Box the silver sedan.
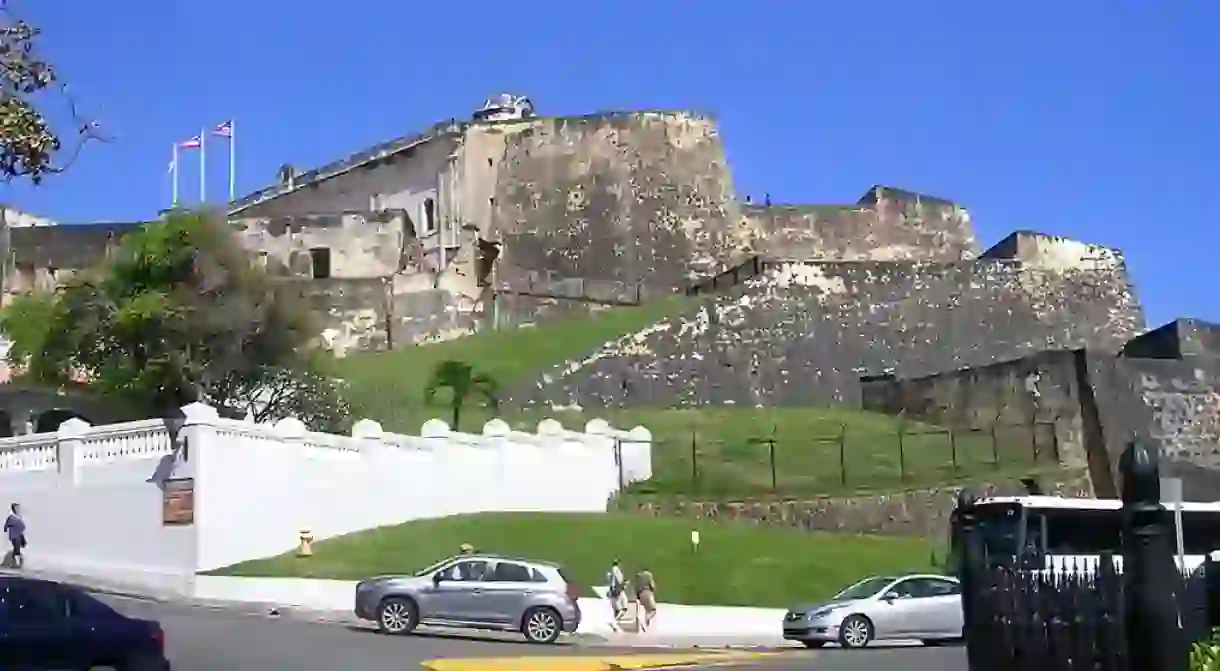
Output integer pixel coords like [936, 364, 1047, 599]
[782, 574, 964, 648]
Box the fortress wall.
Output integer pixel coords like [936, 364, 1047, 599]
[516, 255, 1145, 408]
[231, 211, 410, 279]
[456, 111, 750, 293]
[8, 223, 138, 280]
[742, 188, 978, 262]
[1117, 356, 1220, 499]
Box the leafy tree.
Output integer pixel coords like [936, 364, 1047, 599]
[424, 360, 499, 431]
[0, 209, 349, 430]
[0, 1, 105, 182]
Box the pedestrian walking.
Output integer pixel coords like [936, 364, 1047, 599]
[634, 566, 657, 632]
[605, 559, 628, 630]
[4, 503, 26, 569]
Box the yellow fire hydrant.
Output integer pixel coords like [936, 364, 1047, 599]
[297, 529, 314, 557]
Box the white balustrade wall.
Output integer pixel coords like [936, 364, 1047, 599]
[0, 403, 651, 595]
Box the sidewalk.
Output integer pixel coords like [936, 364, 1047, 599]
[2, 567, 795, 649]
[586, 631, 799, 649]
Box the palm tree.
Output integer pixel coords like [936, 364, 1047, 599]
[424, 360, 499, 431]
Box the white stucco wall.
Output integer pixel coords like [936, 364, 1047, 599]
[0, 405, 651, 593]
[0, 419, 196, 592]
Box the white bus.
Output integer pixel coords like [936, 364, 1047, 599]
[951, 495, 1220, 573]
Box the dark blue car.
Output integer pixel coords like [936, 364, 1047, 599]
[0, 576, 169, 670]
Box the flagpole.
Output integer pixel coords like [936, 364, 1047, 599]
[172, 144, 179, 207]
[228, 119, 236, 202]
[199, 127, 207, 203]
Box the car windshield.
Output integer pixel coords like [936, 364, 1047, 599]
[833, 577, 894, 601]
[412, 558, 455, 577]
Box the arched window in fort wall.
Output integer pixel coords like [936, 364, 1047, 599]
[423, 198, 436, 235]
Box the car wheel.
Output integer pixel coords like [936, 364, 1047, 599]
[521, 606, 562, 644]
[377, 597, 419, 635]
[802, 641, 826, 649]
[838, 615, 873, 649]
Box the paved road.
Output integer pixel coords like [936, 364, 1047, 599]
[100, 594, 608, 670]
[101, 594, 969, 670]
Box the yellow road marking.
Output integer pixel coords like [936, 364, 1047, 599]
[420, 650, 781, 671]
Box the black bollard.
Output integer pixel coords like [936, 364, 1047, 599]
[1120, 440, 1188, 671]
[953, 491, 987, 670]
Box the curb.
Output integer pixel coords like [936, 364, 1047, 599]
[2, 570, 796, 650]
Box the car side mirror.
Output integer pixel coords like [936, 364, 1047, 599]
[432, 573, 443, 586]
[881, 593, 896, 603]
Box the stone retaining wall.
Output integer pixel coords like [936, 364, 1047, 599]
[619, 471, 1093, 538]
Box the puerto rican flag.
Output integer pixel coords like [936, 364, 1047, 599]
[178, 135, 202, 149]
[212, 120, 233, 138]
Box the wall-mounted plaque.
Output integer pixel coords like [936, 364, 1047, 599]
[162, 478, 194, 526]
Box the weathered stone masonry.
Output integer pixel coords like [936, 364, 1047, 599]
[865, 319, 1220, 502]
[516, 239, 1144, 409]
[1, 104, 1147, 430]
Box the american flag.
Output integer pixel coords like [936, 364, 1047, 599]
[178, 135, 202, 149]
[212, 120, 233, 138]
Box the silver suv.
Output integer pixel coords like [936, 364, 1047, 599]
[353, 554, 583, 644]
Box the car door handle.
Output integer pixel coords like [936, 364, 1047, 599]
[471, 589, 483, 595]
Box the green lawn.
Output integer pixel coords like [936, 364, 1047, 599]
[333, 295, 694, 432]
[334, 299, 1060, 497]
[209, 512, 939, 608]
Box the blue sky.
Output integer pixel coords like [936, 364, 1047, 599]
[5, 0, 1217, 325]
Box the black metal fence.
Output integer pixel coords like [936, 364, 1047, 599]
[956, 440, 1214, 671]
[617, 419, 1059, 496]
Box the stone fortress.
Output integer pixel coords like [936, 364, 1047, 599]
[1, 93, 1217, 498]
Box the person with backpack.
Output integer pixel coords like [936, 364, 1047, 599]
[606, 559, 628, 629]
[4, 503, 26, 569]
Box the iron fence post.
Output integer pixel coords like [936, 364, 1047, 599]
[990, 425, 999, 469]
[839, 425, 847, 487]
[689, 431, 698, 493]
[949, 429, 958, 474]
[897, 425, 906, 483]
[953, 491, 987, 670]
[1121, 440, 1188, 671]
[768, 438, 777, 494]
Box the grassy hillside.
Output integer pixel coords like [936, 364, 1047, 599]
[335, 300, 1057, 496]
[334, 295, 694, 431]
[210, 512, 938, 608]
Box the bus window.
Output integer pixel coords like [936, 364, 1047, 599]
[1044, 508, 1122, 555]
[1181, 511, 1220, 555]
[976, 504, 1022, 559]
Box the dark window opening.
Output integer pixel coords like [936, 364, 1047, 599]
[33, 409, 89, 434]
[309, 248, 331, 279]
[423, 198, 436, 234]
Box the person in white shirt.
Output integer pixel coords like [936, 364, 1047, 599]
[606, 559, 628, 628]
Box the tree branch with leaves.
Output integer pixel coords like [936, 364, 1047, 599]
[0, 0, 108, 183]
